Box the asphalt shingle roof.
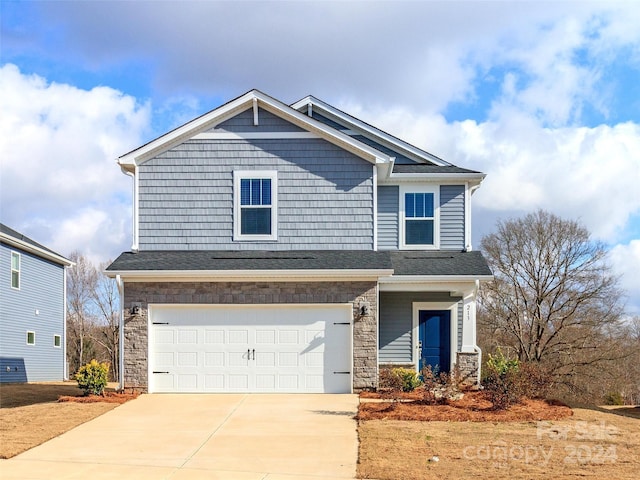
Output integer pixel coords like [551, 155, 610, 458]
[392, 164, 483, 174]
[107, 250, 393, 271]
[107, 250, 492, 277]
[0, 223, 69, 261]
[389, 251, 492, 276]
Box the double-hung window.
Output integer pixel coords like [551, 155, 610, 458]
[400, 186, 439, 249]
[11, 251, 20, 289]
[234, 171, 277, 241]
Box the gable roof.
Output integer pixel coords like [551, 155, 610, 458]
[0, 223, 73, 267]
[117, 90, 395, 173]
[290, 95, 452, 167]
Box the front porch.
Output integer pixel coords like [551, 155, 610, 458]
[377, 289, 481, 386]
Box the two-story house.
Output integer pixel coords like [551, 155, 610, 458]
[1, 223, 73, 383]
[106, 90, 492, 393]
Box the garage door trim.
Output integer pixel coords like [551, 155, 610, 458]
[147, 303, 354, 393]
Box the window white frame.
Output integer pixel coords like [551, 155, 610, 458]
[54, 334, 62, 348]
[399, 185, 440, 249]
[26, 331, 35, 346]
[10, 251, 20, 289]
[233, 170, 278, 241]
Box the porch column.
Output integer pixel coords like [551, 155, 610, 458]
[460, 282, 478, 353]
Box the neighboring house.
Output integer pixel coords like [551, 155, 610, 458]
[0, 224, 73, 383]
[106, 90, 492, 394]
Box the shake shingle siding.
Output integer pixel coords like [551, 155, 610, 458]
[377, 186, 399, 250]
[211, 107, 306, 133]
[0, 243, 65, 382]
[138, 138, 374, 250]
[440, 185, 465, 250]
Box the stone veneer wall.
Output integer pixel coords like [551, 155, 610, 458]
[456, 352, 480, 387]
[122, 281, 378, 393]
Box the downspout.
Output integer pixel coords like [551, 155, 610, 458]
[116, 275, 125, 392]
[121, 166, 138, 252]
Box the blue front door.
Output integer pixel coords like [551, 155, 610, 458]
[418, 310, 451, 373]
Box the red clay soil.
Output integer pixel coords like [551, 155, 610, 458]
[357, 390, 573, 422]
[58, 391, 138, 404]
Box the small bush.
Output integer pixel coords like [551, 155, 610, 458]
[393, 368, 423, 392]
[517, 362, 552, 399]
[422, 364, 463, 404]
[604, 392, 624, 405]
[75, 359, 109, 396]
[378, 367, 404, 394]
[482, 349, 521, 410]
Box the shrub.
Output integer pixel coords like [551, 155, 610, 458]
[393, 368, 423, 392]
[378, 367, 404, 394]
[75, 359, 109, 396]
[421, 364, 463, 404]
[482, 349, 521, 410]
[517, 361, 552, 399]
[604, 392, 624, 405]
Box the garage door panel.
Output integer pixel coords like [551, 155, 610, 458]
[149, 304, 352, 393]
[204, 330, 224, 344]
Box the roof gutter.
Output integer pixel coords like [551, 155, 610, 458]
[0, 233, 74, 267]
[105, 268, 395, 281]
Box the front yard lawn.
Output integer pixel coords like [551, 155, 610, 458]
[357, 393, 640, 480]
[0, 382, 133, 459]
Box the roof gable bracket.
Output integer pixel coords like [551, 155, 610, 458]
[253, 98, 259, 126]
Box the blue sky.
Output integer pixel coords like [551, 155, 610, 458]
[1, 0, 639, 314]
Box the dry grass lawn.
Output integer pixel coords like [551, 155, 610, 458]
[358, 405, 640, 480]
[0, 382, 123, 459]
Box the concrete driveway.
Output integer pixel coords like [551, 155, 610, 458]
[1, 394, 358, 479]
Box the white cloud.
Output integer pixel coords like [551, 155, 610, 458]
[351, 104, 640, 246]
[0, 64, 150, 261]
[609, 240, 640, 315]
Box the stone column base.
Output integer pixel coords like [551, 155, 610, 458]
[456, 352, 480, 387]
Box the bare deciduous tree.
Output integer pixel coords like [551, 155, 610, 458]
[92, 261, 120, 382]
[478, 210, 626, 397]
[66, 253, 120, 381]
[67, 251, 98, 373]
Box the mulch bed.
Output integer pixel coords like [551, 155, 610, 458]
[58, 391, 138, 404]
[357, 390, 573, 422]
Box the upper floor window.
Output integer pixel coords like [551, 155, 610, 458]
[400, 186, 439, 249]
[11, 251, 20, 289]
[233, 171, 278, 241]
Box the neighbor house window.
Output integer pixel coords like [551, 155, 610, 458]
[233, 171, 277, 241]
[11, 252, 20, 289]
[27, 331, 35, 345]
[54, 335, 61, 348]
[400, 186, 439, 249]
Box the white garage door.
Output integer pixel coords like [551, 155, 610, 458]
[148, 304, 352, 393]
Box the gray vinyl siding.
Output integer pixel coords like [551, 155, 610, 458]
[377, 186, 398, 250]
[379, 292, 462, 364]
[351, 135, 417, 164]
[307, 112, 345, 130]
[0, 243, 65, 383]
[440, 185, 465, 250]
[138, 138, 374, 250]
[309, 113, 417, 164]
[212, 107, 306, 133]
[377, 185, 465, 250]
